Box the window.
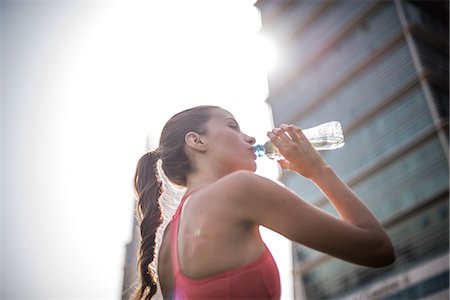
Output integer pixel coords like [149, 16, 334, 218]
[298, 197, 449, 299]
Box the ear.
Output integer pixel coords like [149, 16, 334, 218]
[185, 131, 207, 152]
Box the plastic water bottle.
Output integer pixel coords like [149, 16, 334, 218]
[252, 121, 345, 159]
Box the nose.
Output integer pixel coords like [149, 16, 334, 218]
[246, 135, 256, 145]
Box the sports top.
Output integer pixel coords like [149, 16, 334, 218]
[170, 191, 281, 299]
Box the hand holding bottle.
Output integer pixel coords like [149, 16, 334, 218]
[253, 121, 344, 159]
[267, 124, 329, 179]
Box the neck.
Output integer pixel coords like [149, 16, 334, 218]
[185, 168, 223, 193]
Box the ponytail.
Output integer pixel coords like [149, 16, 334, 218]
[131, 106, 218, 298]
[133, 151, 163, 300]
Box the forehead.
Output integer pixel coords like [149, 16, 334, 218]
[209, 108, 236, 122]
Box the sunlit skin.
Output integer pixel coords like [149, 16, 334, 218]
[158, 108, 262, 298]
[157, 108, 395, 299]
[184, 109, 257, 182]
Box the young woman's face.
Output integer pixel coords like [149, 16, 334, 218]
[202, 108, 257, 174]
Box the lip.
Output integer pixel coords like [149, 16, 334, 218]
[250, 149, 257, 160]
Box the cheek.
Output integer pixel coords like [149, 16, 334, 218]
[216, 132, 241, 148]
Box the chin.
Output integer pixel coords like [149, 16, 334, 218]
[244, 161, 257, 173]
[230, 160, 257, 174]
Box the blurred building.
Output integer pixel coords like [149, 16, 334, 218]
[122, 216, 140, 300]
[255, 0, 448, 299]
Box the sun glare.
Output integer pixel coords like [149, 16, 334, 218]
[255, 34, 279, 73]
[4, 0, 290, 298]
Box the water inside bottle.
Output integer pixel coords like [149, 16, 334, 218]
[308, 136, 345, 150]
[252, 134, 344, 159]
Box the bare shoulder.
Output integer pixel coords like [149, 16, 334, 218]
[208, 170, 279, 196]
[205, 170, 311, 237]
[205, 170, 294, 213]
[179, 171, 267, 224]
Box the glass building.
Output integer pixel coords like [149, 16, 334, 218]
[255, 1, 449, 299]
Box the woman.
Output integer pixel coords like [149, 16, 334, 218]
[133, 105, 395, 300]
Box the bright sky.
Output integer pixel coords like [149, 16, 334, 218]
[2, 0, 292, 298]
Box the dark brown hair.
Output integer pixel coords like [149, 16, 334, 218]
[133, 105, 219, 299]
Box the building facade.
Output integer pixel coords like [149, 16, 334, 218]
[122, 216, 140, 300]
[255, 1, 449, 299]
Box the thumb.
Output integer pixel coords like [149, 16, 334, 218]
[277, 159, 290, 169]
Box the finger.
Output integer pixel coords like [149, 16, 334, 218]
[281, 124, 300, 143]
[277, 159, 289, 169]
[292, 125, 308, 141]
[272, 127, 291, 145]
[293, 125, 316, 149]
[267, 131, 285, 150]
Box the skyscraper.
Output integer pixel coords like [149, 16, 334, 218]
[255, 1, 449, 299]
[122, 216, 140, 300]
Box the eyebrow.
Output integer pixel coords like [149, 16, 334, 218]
[225, 117, 238, 124]
[225, 117, 240, 127]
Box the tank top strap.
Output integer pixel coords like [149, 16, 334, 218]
[170, 189, 200, 277]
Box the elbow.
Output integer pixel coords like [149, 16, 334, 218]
[373, 248, 395, 268]
[382, 241, 396, 266]
[368, 238, 396, 268]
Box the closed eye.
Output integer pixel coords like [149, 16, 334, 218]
[226, 117, 241, 131]
[229, 124, 240, 131]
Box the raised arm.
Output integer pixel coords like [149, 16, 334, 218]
[227, 125, 395, 267]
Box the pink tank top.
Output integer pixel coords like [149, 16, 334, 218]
[170, 191, 281, 299]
